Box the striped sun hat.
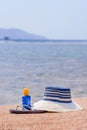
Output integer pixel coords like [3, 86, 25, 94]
[33, 87, 82, 112]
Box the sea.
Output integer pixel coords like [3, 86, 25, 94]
[0, 41, 87, 105]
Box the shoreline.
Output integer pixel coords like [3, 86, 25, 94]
[0, 98, 87, 130]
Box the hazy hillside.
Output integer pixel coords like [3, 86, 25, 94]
[0, 28, 47, 40]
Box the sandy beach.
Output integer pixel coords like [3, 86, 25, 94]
[0, 98, 87, 130]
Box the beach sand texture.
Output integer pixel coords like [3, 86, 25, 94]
[0, 98, 87, 130]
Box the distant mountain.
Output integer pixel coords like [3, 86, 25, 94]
[0, 28, 47, 41]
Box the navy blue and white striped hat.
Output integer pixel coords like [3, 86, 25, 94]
[34, 87, 82, 112]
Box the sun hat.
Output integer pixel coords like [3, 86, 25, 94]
[23, 88, 29, 96]
[33, 87, 82, 112]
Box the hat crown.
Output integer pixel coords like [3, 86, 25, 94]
[43, 87, 72, 103]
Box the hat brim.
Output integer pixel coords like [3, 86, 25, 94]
[33, 100, 82, 112]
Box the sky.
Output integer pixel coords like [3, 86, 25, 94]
[0, 0, 87, 39]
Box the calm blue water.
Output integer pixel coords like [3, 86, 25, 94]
[0, 41, 87, 105]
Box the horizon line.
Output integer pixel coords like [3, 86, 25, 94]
[0, 39, 87, 42]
